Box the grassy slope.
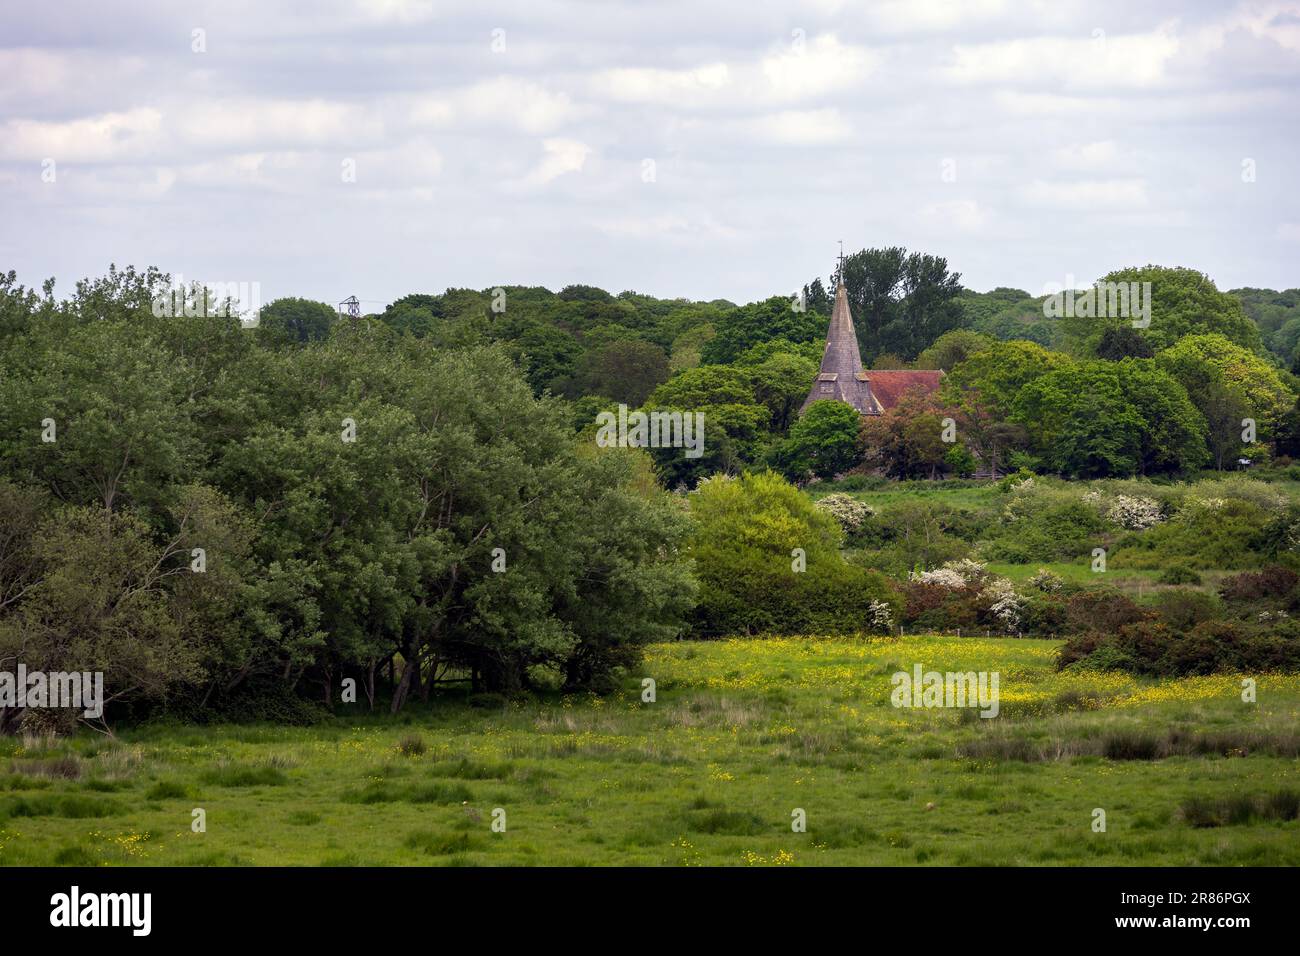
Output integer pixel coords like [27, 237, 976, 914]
[2, 635, 1297, 866]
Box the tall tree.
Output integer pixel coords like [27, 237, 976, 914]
[834, 247, 964, 363]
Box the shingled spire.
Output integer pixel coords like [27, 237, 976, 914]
[800, 277, 882, 416]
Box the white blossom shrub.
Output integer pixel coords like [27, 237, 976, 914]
[1027, 568, 1064, 593]
[814, 493, 874, 534]
[913, 567, 967, 588]
[867, 599, 894, 632]
[913, 558, 989, 589]
[1105, 495, 1162, 530]
[983, 578, 1024, 631]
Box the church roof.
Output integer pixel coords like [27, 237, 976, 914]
[863, 370, 945, 411]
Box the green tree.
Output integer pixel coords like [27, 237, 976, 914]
[1061, 266, 1262, 355]
[1094, 325, 1154, 360]
[915, 329, 993, 371]
[836, 247, 964, 362]
[576, 339, 670, 405]
[1010, 360, 1205, 477]
[256, 297, 335, 347]
[687, 471, 897, 635]
[1156, 333, 1292, 424]
[701, 296, 824, 365]
[745, 351, 818, 433]
[942, 340, 1071, 416]
[772, 400, 863, 480]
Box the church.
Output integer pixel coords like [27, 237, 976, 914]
[800, 277, 943, 417]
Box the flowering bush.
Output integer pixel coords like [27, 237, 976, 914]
[1105, 495, 1162, 530]
[867, 599, 894, 633]
[1027, 568, 1064, 593]
[912, 567, 965, 588]
[813, 493, 874, 534]
[913, 558, 988, 589]
[983, 578, 1024, 632]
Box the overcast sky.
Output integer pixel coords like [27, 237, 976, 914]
[2, 0, 1299, 310]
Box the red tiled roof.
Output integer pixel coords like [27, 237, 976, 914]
[864, 370, 944, 411]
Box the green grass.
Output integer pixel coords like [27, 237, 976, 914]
[809, 481, 998, 512]
[0, 635, 1296, 866]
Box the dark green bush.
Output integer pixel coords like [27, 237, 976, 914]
[1150, 588, 1220, 630]
[1019, 594, 1068, 637]
[1059, 618, 1300, 676]
[1064, 589, 1149, 634]
[1158, 564, 1202, 585]
[1219, 566, 1298, 602]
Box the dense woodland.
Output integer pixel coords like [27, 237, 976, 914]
[2, 251, 1300, 728]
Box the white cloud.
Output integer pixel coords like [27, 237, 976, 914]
[861, 0, 1013, 34]
[519, 138, 590, 186]
[1022, 178, 1149, 209]
[0, 107, 162, 161]
[593, 212, 740, 241]
[918, 198, 987, 232]
[743, 109, 850, 145]
[353, 0, 437, 23]
[411, 77, 584, 133]
[759, 35, 876, 101]
[1, 0, 1296, 305]
[1052, 140, 1123, 171]
[175, 99, 376, 147]
[947, 30, 1181, 90]
[590, 35, 874, 112]
[594, 64, 731, 106]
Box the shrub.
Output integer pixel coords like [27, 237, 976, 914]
[145, 780, 188, 800]
[689, 472, 901, 635]
[983, 578, 1025, 633]
[1150, 588, 1220, 630]
[1019, 593, 1068, 636]
[1113, 497, 1271, 569]
[813, 493, 874, 535]
[987, 497, 1107, 563]
[1059, 618, 1300, 676]
[1105, 495, 1163, 530]
[902, 582, 983, 633]
[901, 571, 1025, 634]
[1158, 564, 1201, 586]
[1219, 566, 1299, 602]
[1064, 589, 1149, 635]
[1102, 731, 1165, 761]
[1060, 634, 1133, 671]
[1179, 790, 1300, 827]
[1027, 568, 1064, 593]
[913, 558, 990, 589]
[998, 467, 1036, 492]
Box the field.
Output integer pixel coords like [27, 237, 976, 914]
[2, 635, 1298, 867]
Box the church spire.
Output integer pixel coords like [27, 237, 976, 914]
[800, 249, 882, 416]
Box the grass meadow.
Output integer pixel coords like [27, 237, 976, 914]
[2, 635, 1297, 866]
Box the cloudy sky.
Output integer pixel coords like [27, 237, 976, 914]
[2, 0, 1299, 309]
